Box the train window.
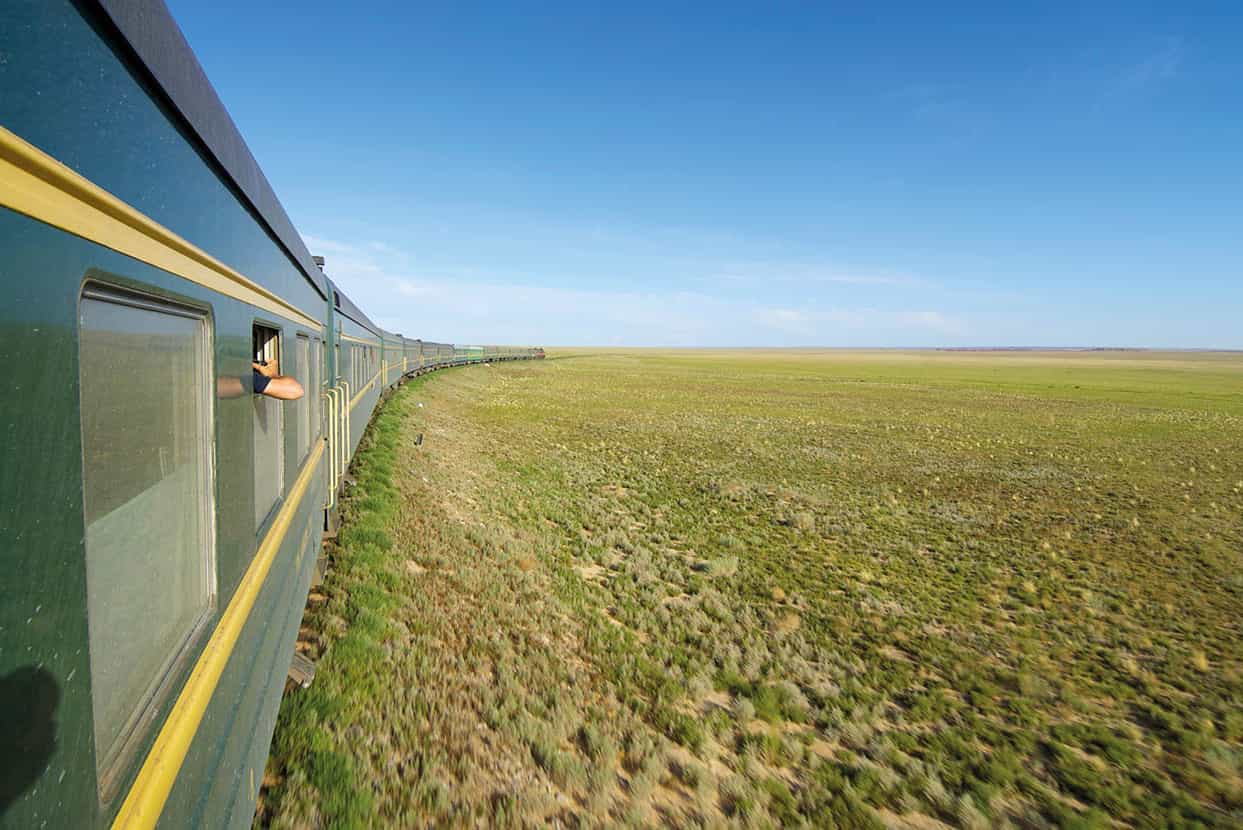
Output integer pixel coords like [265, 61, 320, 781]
[78, 286, 216, 796]
[253, 324, 284, 527]
[295, 334, 311, 461]
[310, 338, 322, 448]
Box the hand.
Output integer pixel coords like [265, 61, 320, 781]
[253, 360, 278, 378]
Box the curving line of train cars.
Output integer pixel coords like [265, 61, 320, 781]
[0, 2, 541, 827]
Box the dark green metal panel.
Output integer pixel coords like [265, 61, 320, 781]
[0, 0, 326, 314]
[325, 280, 339, 385]
[0, 209, 95, 825]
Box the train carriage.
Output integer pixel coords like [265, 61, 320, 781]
[408, 338, 424, 375]
[383, 333, 405, 388]
[328, 287, 384, 462]
[0, 2, 540, 827]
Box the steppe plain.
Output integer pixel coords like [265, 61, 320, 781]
[260, 349, 1243, 828]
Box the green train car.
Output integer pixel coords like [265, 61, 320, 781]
[0, 2, 539, 826]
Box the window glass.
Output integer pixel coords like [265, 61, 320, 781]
[310, 338, 321, 450]
[296, 335, 310, 461]
[253, 325, 284, 527]
[79, 287, 215, 793]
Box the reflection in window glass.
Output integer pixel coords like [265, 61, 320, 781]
[79, 287, 215, 793]
[296, 335, 310, 460]
[310, 338, 321, 451]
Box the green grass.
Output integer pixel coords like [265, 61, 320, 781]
[260, 349, 1243, 827]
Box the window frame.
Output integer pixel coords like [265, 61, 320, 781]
[77, 281, 219, 803]
[252, 320, 286, 531]
[310, 335, 322, 454]
[294, 333, 312, 463]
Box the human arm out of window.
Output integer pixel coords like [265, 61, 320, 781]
[252, 362, 304, 400]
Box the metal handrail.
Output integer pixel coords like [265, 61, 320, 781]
[339, 380, 351, 477]
[323, 387, 339, 509]
[324, 387, 333, 491]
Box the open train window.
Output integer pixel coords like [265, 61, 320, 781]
[253, 323, 284, 528]
[78, 285, 216, 799]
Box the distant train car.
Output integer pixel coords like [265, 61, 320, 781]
[0, 2, 540, 827]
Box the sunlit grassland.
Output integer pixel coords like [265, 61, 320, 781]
[261, 350, 1243, 828]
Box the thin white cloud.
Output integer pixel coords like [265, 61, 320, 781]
[304, 235, 967, 346]
[710, 265, 923, 287]
[1072, 36, 1185, 111]
[1116, 37, 1183, 92]
[755, 307, 965, 338]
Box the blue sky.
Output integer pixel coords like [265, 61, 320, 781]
[167, 1, 1242, 347]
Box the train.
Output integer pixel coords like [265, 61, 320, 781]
[0, 1, 541, 826]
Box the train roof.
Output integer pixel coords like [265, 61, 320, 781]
[328, 281, 383, 337]
[92, 0, 329, 301]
